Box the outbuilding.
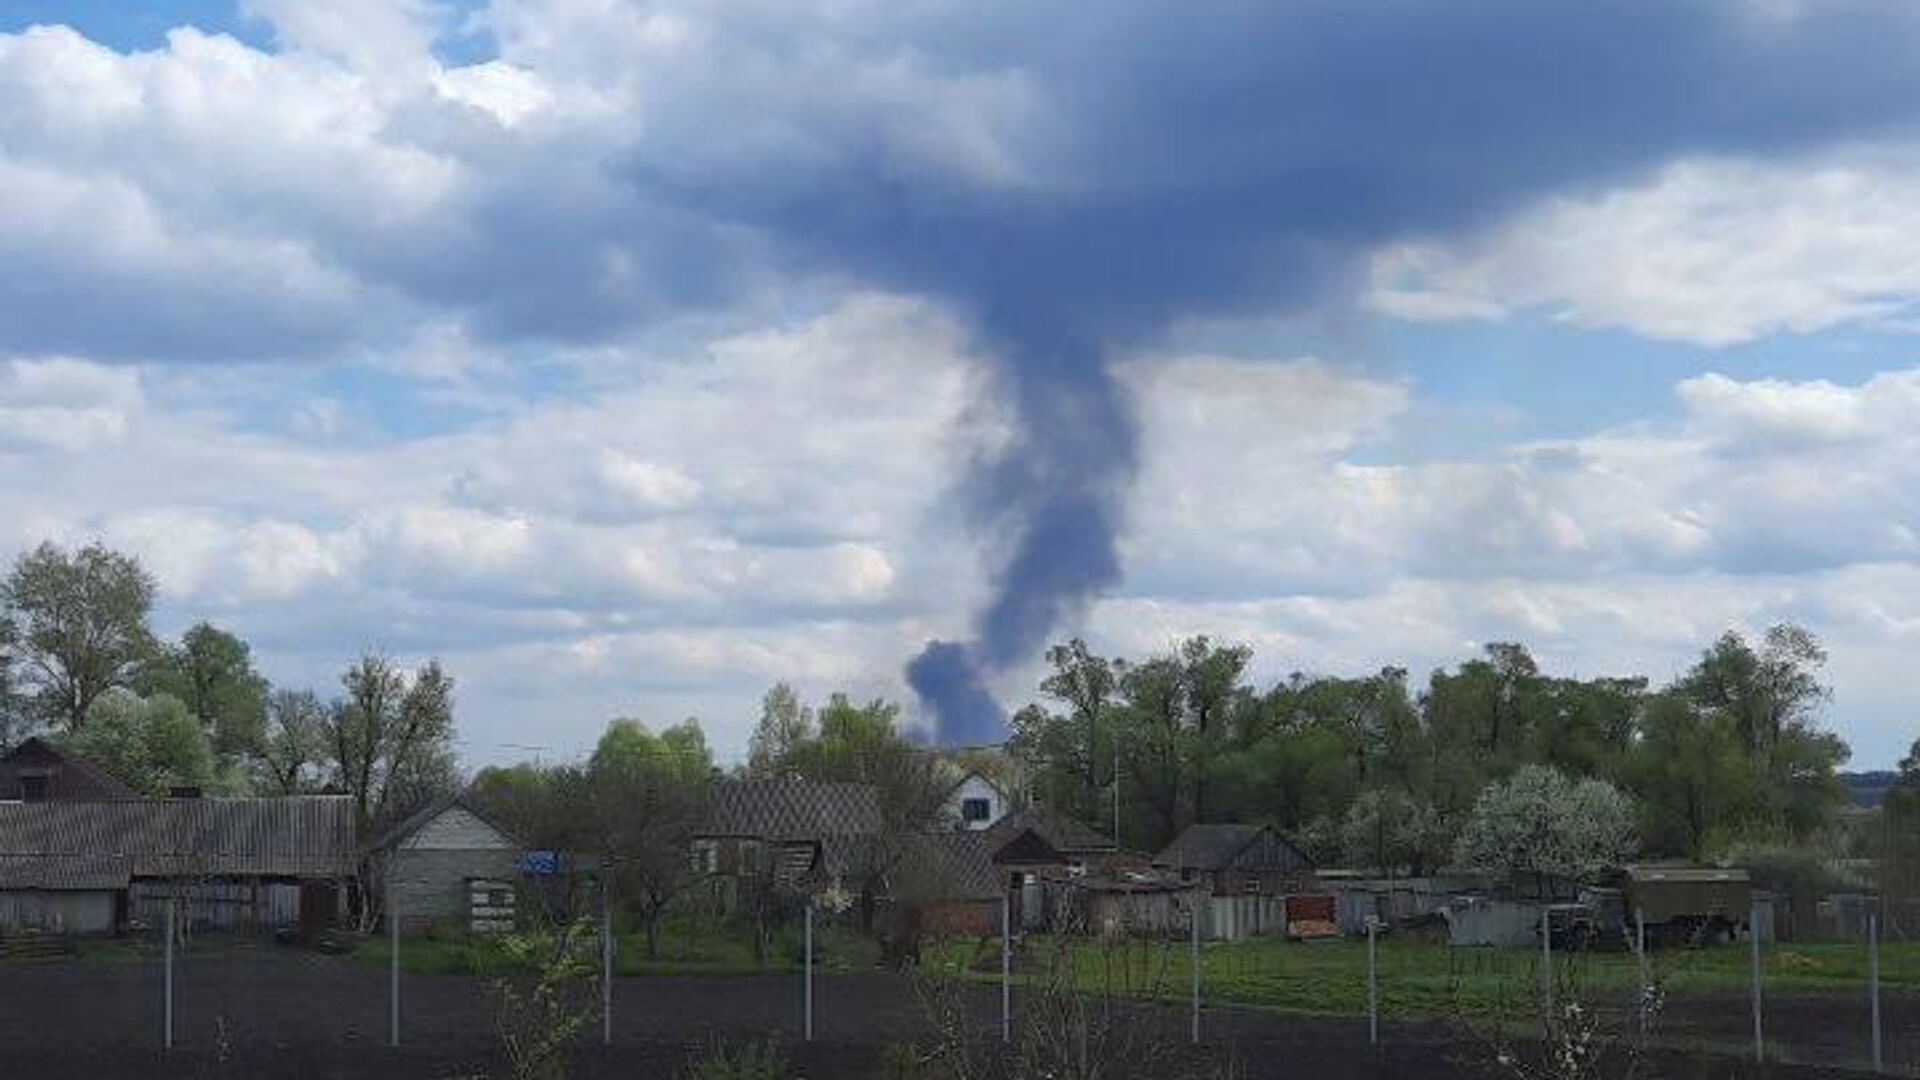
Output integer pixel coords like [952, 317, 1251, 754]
[367, 796, 524, 936]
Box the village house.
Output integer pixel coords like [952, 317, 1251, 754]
[691, 779, 881, 901]
[943, 770, 1010, 831]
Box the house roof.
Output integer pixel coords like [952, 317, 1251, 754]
[364, 792, 519, 854]
[0, 796, 357, 886]
[1154, 823, 1292, 872]
[982, 805, 1113, 857]
[698, 780, 881, 841]
[0, 737, 136, 800]
[897, 830, 1000, 902]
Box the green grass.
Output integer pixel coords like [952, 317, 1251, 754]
[354, 914, 881, 978]
[920, 934, 1920, 1022]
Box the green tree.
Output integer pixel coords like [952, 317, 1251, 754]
[1882, 738, 1920, 905]
[3, 541, 157, 730]
[65, 690, 218, 795]
[139, 622, 270, 763]
[587, 718, 712, 957]
[1672, 624, 1848, 840]
[257, 688, 328, 794]
[323, 655, 460, 839]
[1339, 788, 1449, 876]
[746, 683, 813, 778]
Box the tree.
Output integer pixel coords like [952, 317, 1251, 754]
[1340, 788, 1449, 876]
[139, 622, 269, 762]
[323, 655, 460, 839]
[1882, 738, 1920, 906]
[1671, 624, 1848, 839]
[586, 719, 712, 958]
[3, 541, 157, 730]
[780, 693, 950, 927]
[1038, 639, 1123, 822]
[1178, 636, 1253, 824]
[64, 690, 218, 796]
[747, 683, 814, 778]
[257, 688, 328, 794]
[1452, 765, 1636, 887]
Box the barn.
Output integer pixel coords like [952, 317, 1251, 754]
[0, 795, 356, 936]
[1154, 823, 1317, 896]
[367, 796, 524, 935]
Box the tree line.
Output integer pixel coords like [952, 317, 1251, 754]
[0, 541, 457, 838]
[1009, 625, 1860, 871]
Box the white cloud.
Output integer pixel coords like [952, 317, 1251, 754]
[1369, 147, 1920, 345]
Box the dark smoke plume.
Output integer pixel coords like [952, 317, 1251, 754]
[609, 3, 1920, 744]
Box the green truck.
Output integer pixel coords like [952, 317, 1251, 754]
[1586, 866, 1751, 947]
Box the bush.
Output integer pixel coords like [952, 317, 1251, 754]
[683, 1039, 787, 1080]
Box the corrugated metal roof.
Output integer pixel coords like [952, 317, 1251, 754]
[897, 831, 1000, 901]
[1155, 823, 1277, 871]
[982, 806, 1113, 856]
[0, 854, 130, 890]
[0, 797, 356, 884]
[698, 780, 881, 842]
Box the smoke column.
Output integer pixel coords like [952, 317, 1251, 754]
[908, 330, 1137, 744]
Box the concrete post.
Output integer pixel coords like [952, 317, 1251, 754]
[1870, 911, 1882, 1073]
[804, 903, 814, 1042]
[1190, 900, 1201, 1045]
[1000, 891, 1011, 1044]
[164, 894, 175, 1051]
[1635, 906, 1648, 1042]
[1366, 918, 1378, 1045]
[1540, 905, 1552, 1037]
[602, 876, 612, 1046]
[1750, 901, 1763, 1063]
[389, 878, 400, 1048]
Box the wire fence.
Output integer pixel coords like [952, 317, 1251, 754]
[0, 893, 1915, 1078]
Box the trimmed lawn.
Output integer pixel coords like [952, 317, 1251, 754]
[353, 914, 881, 978]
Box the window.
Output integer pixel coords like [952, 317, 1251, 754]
[19, 775, 49, 802]
[961, 797, 991, 822]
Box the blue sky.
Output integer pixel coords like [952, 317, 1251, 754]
[4, 1, 1920, 768]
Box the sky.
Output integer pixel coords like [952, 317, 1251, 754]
[5, 1, 1920, 768]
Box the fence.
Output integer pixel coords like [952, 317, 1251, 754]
[0, 889, 1915, 1079]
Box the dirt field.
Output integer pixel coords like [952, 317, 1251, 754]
[0, 948, 1905, 1079]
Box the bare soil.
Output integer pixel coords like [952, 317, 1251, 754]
[0, 947, 1903, 1079]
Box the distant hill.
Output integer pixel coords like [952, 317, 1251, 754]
[1841, 771, 1899, 807]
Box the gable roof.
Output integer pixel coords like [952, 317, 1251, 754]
[896, 830, 1000, 902]
[1154, 823, 1307, 872]
[0, 796, 357, 886]
[365, 792, 519, 854]
[982, 805, 1113, 857]
[0, 737, 136, 800]
[698, 779, 881, 841]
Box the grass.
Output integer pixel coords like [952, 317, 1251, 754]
[354, 913, 882, 978]
[920, 933, 1920, 1023]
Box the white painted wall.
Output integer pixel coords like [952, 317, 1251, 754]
[947, 773, 1008, 831]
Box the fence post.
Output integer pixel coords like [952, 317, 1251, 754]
[1367, 918, 1378, 1046]
[389, 878, 400, 1048]
[804, 902, 814, 1042]
[1635, 906, 1648, 1043]
[1540, 905, 1552, 1038]
[164, 893, 174, 1051]
[1870, 911, 1882, 1073]
[1190, 900, 1201, 1045]
[602, 875, 612, 1046]
[1000, 891, 1011, 1044]
[1749, 901, 1763, 1063]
